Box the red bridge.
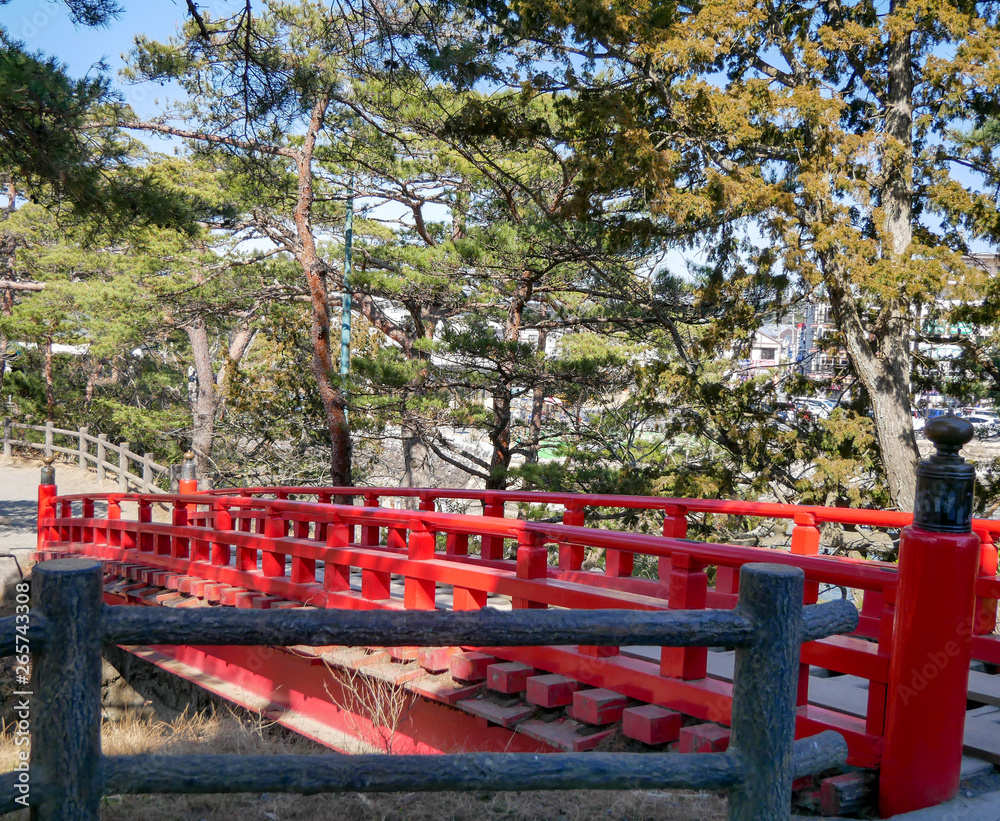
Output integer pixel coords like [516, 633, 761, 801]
[33, 461, 1000, 818]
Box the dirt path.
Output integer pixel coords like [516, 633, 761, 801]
[0, 456, 117, 599]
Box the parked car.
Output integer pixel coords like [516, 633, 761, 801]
[965, 414, 1000, 439]
[793, 397, 836, 420]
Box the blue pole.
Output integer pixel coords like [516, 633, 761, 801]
[341, 180, 353, 378]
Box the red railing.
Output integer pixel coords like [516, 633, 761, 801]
[36, 483, 1000, 815]
[198, 484, 1000, 651]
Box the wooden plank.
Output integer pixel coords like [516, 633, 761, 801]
[963, 715, 1000, 765]
[968, 670, 1000, 707]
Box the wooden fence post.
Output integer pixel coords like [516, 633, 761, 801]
[728, 563, 804, 821]
[30, 559, 103, 820]
[142, 454, 153, 493]
[3, 417, 10, 460]
[78, 426, 88, 469]
[96, 434, 106, 483]
[118, 442, 129, 492]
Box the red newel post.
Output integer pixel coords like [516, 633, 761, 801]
[178, 451, 198, 495]
[880, 415, 980, 817]
[37, 456, 57, 552]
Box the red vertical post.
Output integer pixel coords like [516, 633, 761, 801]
[790, 512, 820, 705]
[60, 500, 73, 543]
[315, 491, 331, 544]
[513, 531, 547, 610]
[360, 494, 390, 600]
[37, 457, 57, 552]
[481, 495, 506, 560]
[974, 527, 998, 635]
[291, 514, 317, 585]
[361, 492, 381, 549]
[447, 529, 483, 609]
[170, 499, 189, 558]
[178, 451, 198, 495]
[210, 502, 232, 567]
[82, 498, 94, 546]
[865, 584, 895, 737]
[606, 544, 634, 578]
[446, 532, 469, 556]
[559, 503, 585, 570]
[404, 520, 436, 610]
[659, 504, 688, 581]
[138, 499, 152, 553]
[262, 507, 288, 578]
[106, 496, 121, 549]
[178, 451, 200, 556]
[322, 514, 350, 593]
[880, 417, 981, 817]
[660, 553, 708, 680]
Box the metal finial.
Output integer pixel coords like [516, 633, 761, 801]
[913, 412, 976, 532]
[180, 451, 197, 481]
[40, 456, 56, 485]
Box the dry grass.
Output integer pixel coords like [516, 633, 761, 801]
[0, 706, 730, 820]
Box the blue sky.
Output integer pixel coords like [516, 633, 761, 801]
[2, 0, 236, 116]
[4, 0, 187, 73]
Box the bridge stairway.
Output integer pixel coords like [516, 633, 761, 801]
[36, 545, 1000, 816]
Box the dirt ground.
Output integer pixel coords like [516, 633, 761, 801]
[0, 702, 729, 820]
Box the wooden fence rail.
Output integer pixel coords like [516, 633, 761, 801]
[1, 559, 854, 821]
[2, 419, 174, 493]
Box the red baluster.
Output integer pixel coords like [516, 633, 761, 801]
[106, 496, 121, 549]
[322, 514, 350, 592]
[404, 520, 436, 610]
[660, 553, 707, 680]
[82, 498, 94, 546]
[560, 503, 585, 570]
[481, 495, 506, 560]
[659, 504, 688, 580]
[138, 499, 152, 553]
[975, 527, 998, 635]
[262, 508, 288, 577]
[513, 531, 547, 610]
[210, 502, 232, 567]
[360, 493, 390, 600]
[790, 511, 820, 706]
[171, 498, 189, 558]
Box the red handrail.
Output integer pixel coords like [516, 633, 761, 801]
[35, 485, 1000, 783]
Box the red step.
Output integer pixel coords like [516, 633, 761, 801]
[678, 723, 730, 753]
[622, 704, 682, 745]
[418, 647, 456, 674]
[517, 717, 616, 752]
[486, 662, 535, 694]
[525, 674, 581, 709]
[571, 688, 629, 725]
[450, 651, 494, 682]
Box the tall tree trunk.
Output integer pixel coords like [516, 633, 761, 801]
[401, 425, 433, 505]
[293, 94, 351, 489]
[185, 319, 218, 480]
[870, 0, 919, 511]
[487, 385, 513, 490]
[525, 330, 548, 465]
[826, 274, 919, 512]
[485, 271, 535, 489]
